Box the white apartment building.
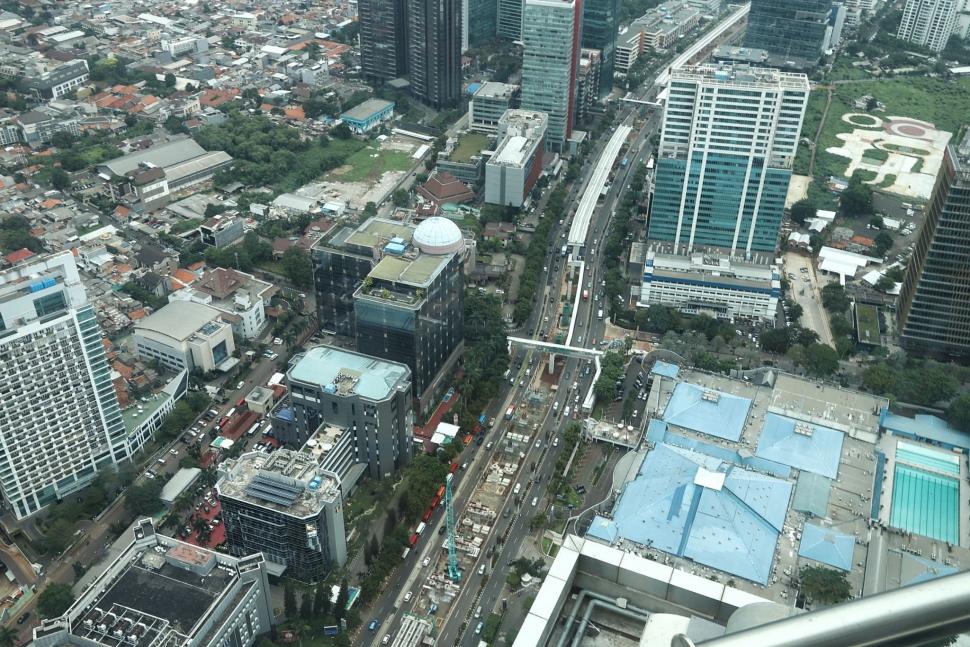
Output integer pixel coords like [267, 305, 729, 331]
[0, 252, 125, 518]
[897, 0, 957, 50]
[637, 250, 781, 321]
[168, 267, 273, 339]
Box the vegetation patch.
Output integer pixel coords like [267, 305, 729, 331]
[327, 145, 413, 183]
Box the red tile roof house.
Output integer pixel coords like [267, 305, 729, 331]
[417, 171, 475, 206]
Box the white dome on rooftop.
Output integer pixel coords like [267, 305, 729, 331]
[413, 216, 464, 255]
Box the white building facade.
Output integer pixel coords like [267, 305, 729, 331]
[0, 252, 126, 518]
[637, 251, 781, 321]
[897, 0, 957, 50]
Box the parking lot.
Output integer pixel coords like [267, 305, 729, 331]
[783, 251, 835, 347]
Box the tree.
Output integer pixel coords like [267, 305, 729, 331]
[761, 328, 793, 354]
[50, 167, 71, 191]
[0, 626, 18, 647]
[804, 343, 839, 377]
[37, 582, 75, 618]
[862, 363, 896, 394]
[334, 578, 349, 620]
[280, 247, 313, 288]
[283, 583, 297, 618]
[873, 231, 893, 257]
[125, 479, 163, 516]
[331, 123, 352, 139]
[391, 188, 409, 207]
[300, 592, 313, 620]
[875, 275, 895, 292]
[840, 171, 874, 216]
[865, 96, 878, 111]
[50, 130, 76, 149]
[821, 283, 850, 314]
[790, 199, 816, 225]
[164, 73, 176, 87]
[947, 394, 970, 432]
[799, 566, 851, 604]
[314, 583, 330, 616]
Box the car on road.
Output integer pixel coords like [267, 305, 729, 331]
[478, 564, 486, 575]
[144, 471, 156, 480]
[475, 621, 484, 635]
[273, 337, 283, 345]
[382, 634, 391, 645]
[17, 612, 30, 624]
[404, 590, 413, 602]
[553, 437, 560, 447]
[169, 449, 178, 455]
[531, 496, 539, 506]
[422, 556, 431, 567]
[368, 620, 378, 632]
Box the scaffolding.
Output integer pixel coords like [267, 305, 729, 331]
[445, 473, 461, 582]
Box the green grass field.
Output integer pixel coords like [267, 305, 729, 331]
[801, 77, 970, 181]
[327, 145, 414, 183]
[855, 304, 881, 345]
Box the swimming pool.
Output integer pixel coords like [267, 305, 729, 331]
[896, 441, 961, 476]
[890, 464, 959, 544]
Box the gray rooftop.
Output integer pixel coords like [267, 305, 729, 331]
[134, 300, 224, 342]
[289, 345, 410, 401]
[100, 137, 208, 177]
[340, 98, 394, 123]
[217, 449, 340, 519]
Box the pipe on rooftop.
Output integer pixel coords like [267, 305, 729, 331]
[690, 569, 970, 647]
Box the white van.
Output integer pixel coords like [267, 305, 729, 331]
[513, 482, 522, 495]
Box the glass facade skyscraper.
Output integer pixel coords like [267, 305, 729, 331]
[898, 135, 970, 356]
[466, 0, 498, 48]
[359, 0, 409, 83]
[743, 0, 831, 65]
[498, 0, 524, 40]
[521, 0, 581, 152]
[581, 0, 619, 97]
[409, 0, 462, 109]
[647, 65, 809, 257]
[354, 218, 465, 415]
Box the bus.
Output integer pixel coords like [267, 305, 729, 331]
[245, 422, 261, 436]
[225, 407, 236, 420]
[415, 522, 426, 535]
[505, 405, 515, 420]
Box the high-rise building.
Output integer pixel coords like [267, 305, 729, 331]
[897, 0, 957, 51]
[647, 64, 809, 257]
[465, 0, 498, 49]
[0, 251, 126, 518]
[576, 48, 602, 124]
[273, 345, 414, 482]
[898, 133, 970, 356]
[217, 450, 346, 582]
[469, 82, 520, 134]
[32, 519, 274, 647]
[498, 0, 524, 40]
[485, 109, 548, 207]
[354, 217, 466, 414]
[521, 0, 582, 153]
[359, 0, 409, 83]
[743, 0, 831, 66]
[581, 0, 619, 97]
[408, 0, 462, 109]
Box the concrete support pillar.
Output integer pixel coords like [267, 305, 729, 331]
[548, 353, 556, 375]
